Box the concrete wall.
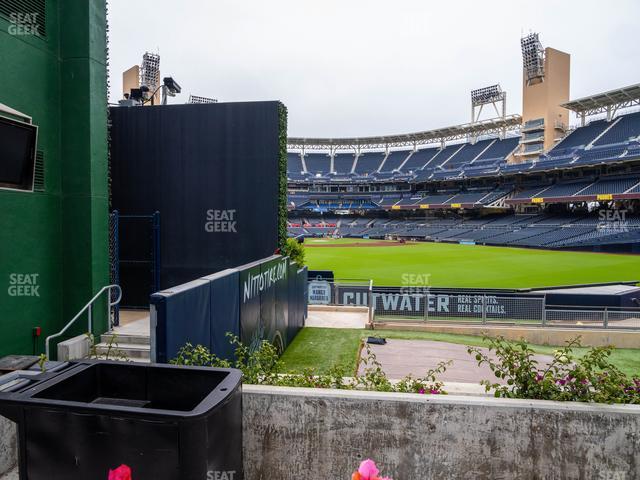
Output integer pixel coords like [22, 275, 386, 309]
[243, 385, 640, 480]
[57, 334, 92, 361]
[0, 417, 16, 476]
[2, 386, 639, 478]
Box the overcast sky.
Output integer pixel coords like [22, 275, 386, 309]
[107, 0, 639, 138]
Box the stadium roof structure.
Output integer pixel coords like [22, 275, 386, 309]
[288, 115, 522, 151]
[561, 83, 640, 123]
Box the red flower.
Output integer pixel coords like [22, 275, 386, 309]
[108, 464, 132, 480]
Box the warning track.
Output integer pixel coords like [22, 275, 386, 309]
[306, 240, 414, 248]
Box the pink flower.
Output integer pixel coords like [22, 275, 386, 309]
[358, 459, 379, 479]
[430, 389, 440, 394]
[418, 388, 425, 394]
[108, 465, 132, 480]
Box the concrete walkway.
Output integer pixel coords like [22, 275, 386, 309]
[114, 309, 151, 336]
[306, 306, 369, 329]
[359, 338, 553, 385]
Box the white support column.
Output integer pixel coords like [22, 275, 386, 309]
[300, 149, 308, 173]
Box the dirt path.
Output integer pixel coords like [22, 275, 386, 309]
[359, 338, 553, 384]
[307, 240, 415, 248]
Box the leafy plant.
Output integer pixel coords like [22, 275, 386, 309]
[281, 237, 306, 267]
[172, 334, 449, 394]
[277, 102, 288, 250]
[87, 332, 129, 362]
[37, 354, 47, 372]
[468, 336, 640, 404]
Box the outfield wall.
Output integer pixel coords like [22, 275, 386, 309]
[151, 256, 307, 362]
[110, 101, 284, 306]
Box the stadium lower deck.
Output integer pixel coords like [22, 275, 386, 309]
[289, 212, 640, 251]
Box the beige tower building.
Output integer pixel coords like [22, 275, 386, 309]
[516, 34, 571, 161]
[121, 53, 161, 106]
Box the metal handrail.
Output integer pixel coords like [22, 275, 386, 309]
[45, 284, 122, 359]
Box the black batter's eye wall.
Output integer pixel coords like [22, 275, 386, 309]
[109, 101, 283, 299]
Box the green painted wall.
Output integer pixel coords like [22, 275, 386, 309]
[0, 0, 109, 357]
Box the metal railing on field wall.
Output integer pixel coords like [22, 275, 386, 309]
[372, 292, 546, 325]
[545, 306, 640, 330]
[307, 279, 640, 330]
[371, 293, 640, 330]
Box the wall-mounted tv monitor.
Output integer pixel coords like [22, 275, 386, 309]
[0, 115, 38, 192]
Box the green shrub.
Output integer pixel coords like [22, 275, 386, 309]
[171, 333, 448, 394]
[468, 336, 640, 404]
[282, 237, 306, 266]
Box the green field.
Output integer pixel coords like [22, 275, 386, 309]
[280, 327, 640, 377]
[305, 238, 640, 288]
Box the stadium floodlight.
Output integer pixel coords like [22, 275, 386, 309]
[188, 94, 218, 104]
[470, 84, 507, 129]
[521, 33, 545, 84]
[140, 52, 160, 93]
[471, 85, 504, 107]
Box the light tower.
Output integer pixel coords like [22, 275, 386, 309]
[521, 33, 545, 86]
[516, 32, 570, 162]
[122, 52, 162, 106]
[140, 52, 161, 105]
[188, 95, 218, 104]
[470, 84, 507, 140]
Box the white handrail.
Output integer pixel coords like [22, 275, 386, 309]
[45, 284, 122, 359]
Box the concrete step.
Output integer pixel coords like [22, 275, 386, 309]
[100, 333, 150, 345]
[94, 342, 150, 360]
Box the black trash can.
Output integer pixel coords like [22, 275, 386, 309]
[0, 360, 243, 480]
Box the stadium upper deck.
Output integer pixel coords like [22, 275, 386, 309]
[288, 36, 640, 216]
[288, 97, 640, 212]
[288, 110, 640, 184]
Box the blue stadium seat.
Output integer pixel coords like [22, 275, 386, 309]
[379, 150, 411, 172]
[287, 152, 304, 173]
[444, 139, 494, 169]
[593, 112, 640, 147]
[354, 152, 385, 174]
[548, 119, 609, 155]
[474, 137, 520, 162]
[333, 153, 356, 174]
[400, 148, 439, 172]
[304, 153, 331, 175]
[578, 177, 640, 195]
